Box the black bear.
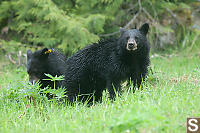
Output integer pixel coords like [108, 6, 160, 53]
[27, 48, 66, 91]
[64, 23, 150, 103]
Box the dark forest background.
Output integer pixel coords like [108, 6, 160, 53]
[0, 0, 199, 57]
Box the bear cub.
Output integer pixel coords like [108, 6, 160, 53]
[27, 48, 66, 91]
[64, 23, 150, 103]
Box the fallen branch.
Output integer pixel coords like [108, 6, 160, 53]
[124, 10, 141, 29]
[99, 10, 141, 37]
[141, 7, 155, 22]
[99, 9, 141, 37]
[139, 0, 157, 26]
[99, 31, 120, 37]
[99, 0, 157, 37]
[8, 54, 16, 64]
[165, 8, 180, 25]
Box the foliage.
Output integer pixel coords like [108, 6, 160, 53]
[43, 73, 64, 90]
[0, 0, 123, 55]
[1, 71, 66, 104]
[0, 0, 199, 55]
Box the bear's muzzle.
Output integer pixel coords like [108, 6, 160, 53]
[127, 39, 137, 51]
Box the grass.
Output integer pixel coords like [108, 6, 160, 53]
[0, 50, 200, 133]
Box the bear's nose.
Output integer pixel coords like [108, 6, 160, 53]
[128, 43, 134, 47]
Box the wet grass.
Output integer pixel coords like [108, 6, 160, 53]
[0, 51, 200, 133]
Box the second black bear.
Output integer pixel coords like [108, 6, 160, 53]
[27, 48, 66, 91]
[64, 23, 150, 103]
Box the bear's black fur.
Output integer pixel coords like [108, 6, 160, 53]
[27, 48, 66, 91]
[64, 23, 150, 103]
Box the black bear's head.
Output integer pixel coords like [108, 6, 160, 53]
[27, 48, 51, 83]
[118, 23, 149, 53]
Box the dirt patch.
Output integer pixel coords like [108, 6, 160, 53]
[170, 75, 200, 84]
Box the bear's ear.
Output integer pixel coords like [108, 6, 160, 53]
[139, 23, 149, 36]
[120, 27, 126, 35]
[41, 48, 50, 58]
[27, 50, 32, 59]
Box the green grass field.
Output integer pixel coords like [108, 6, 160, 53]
[0, 50, 200, 133]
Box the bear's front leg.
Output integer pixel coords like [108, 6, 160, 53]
[106, 80, 121, 100]
[131, 71, 146, 91]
